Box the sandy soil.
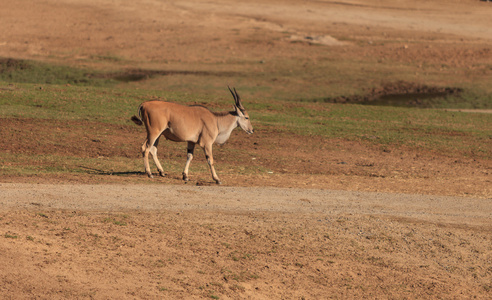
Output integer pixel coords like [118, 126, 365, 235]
[1, 0, 491, 299]
[2, 0, 492, 65]
[1, 183, 491, 299]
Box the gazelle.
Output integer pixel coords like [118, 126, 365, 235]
[131, 87, 254, 184]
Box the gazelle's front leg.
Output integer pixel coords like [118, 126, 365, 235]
[203, 143, 221, 184]
[182, 142, 195, 181]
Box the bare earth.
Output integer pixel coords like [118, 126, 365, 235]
[1, 0, 491, 299]
[1, 183, 491, 299]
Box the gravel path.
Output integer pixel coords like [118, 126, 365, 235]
[1, 183, 490, 226]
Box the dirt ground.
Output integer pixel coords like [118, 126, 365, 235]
[0, 0, 491, 299]
[1, 183, 491, 299]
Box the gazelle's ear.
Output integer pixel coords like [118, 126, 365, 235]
[234, 105, 244, 117]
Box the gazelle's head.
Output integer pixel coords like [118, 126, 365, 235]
[229, 86, 254, 134]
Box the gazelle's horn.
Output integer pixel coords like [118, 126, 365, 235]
[229, 86, 245, 110]
[228, 86, 238, 104]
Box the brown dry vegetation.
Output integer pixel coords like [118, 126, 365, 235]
[0, 0, 491, 299]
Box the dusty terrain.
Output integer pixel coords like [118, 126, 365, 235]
[1, 0, 491, 299]
[1, 183, 491, 299]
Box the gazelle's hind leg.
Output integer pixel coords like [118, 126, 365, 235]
[142, 132, 161, 178]
[150, 137, 165, 177]
[142, 139, 153, 178]
[140, 139, 152, 178]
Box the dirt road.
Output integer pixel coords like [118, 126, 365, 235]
[1, 183, 490, 225]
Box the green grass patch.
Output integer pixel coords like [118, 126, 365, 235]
[0, 55, 491, 182]
[254, 103, 490, 158]
[1, 82, 491, 161]
[0, 58, 116, 86]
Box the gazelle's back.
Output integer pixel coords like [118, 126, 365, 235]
[140, 101, 218, 143]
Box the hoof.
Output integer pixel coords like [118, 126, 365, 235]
[147, 173, 154, 179]
[215, 180, 222, 185]
[158, 171, 166, 177]
[182, 175, 189, 181]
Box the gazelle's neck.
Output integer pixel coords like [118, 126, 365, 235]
[215, 112, 238, 145]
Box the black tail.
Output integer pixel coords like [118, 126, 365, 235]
[131, 115, 142, 126]
[131, 104, 144, 125]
